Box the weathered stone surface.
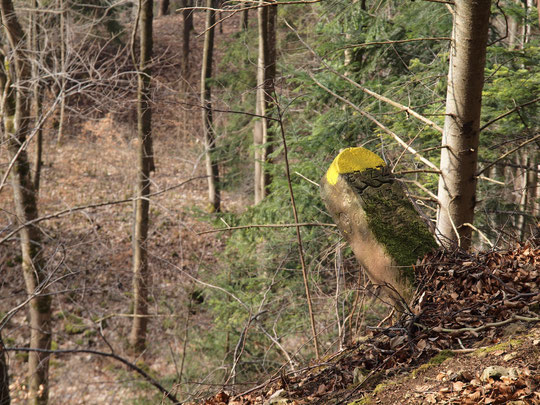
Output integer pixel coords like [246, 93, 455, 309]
[320, 147, 437, 308]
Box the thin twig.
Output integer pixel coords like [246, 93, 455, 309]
[275, 100, 320, 360]
[480, 97, 540, 132]
[424, 314, 539, 335]
[0, 176, 207, 245]
[340, 37, 451, 50]
[196, 222, 335, 235]
[477, 133, 540, 176]
[285, 20, 443, 134]
[4, 347, 181, 404]
[310, 73, 440, 172]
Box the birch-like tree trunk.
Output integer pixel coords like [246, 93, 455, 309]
[201, 0, 220, 212]
[0, 2, 52, 402]
[436, 0, 491, 250]
[254, 0, 276, 204]
[130, 0, 155, 353]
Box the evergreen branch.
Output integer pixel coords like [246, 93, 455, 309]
[284, 19, 444, 134]
[310, 73, 440, 172]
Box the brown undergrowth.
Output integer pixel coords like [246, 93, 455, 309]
[200, 242, 540, 405]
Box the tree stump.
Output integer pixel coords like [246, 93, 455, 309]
[320, 147, 438, 310]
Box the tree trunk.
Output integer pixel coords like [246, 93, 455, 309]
[181, 0, 192, 79]
[436, 0, 491, 250]
[254, 0, 276, 204]
[31, 0, 44, 193]
[0, 333, 10, 405]
[241, 8, 248, 30]
[1, 2, 52, 403]
[159, 0, 169, 16]
[130, 0, 154, 353]
[321, 148, 437, 310]
[56, 0, 66, 144]
[201, 0, 220, 212]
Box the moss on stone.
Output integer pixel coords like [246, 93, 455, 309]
[344, 167, 437, 283]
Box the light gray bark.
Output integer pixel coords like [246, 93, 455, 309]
[254, 0, 276, 204]
[436, 0, 492, 249]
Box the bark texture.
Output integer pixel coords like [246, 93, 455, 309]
[0, 334, 10, 405]
[0, 1, 52, 402]
[181, 0, 193, 79]
[436, 0, 491, 249]
[201, 0, 221, 212]
[321, 148, 437, 309]
[254, 0, 276, 204]
[159, 0, 169, 16]
[130, 0, 154, 353]
[56, 0, 66, 144]
[31, 0, 43, 192]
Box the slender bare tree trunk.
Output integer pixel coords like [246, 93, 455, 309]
[0, 333, 9, 405]
[520, 154, 538, 240]
[254, 0, 276, 204]
[0, 49, 8, 405]
[436, 0, 491, 250]
[181, 0, 193, 79]
[31, 0, 44, 192]
[1, 3, 52, 403]
[241, 7, 248, 30]
[130, 0, 155, 353]
[56, 0, 67, 144]
[201, 0, 220, 212]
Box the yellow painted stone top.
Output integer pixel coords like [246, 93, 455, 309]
[326, 147, 386, 185]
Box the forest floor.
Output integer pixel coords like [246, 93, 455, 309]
[1, 7, 539, 405]
[200, 246, 540, 404]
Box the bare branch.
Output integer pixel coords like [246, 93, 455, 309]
[479, 97, 540, 132]
[310, 73, 440, 172]
[340, 37, 451, 50]
[477, 133, 540, 176]
[284, 19, 444, 134]
[197, 222, 336, 235]
[3, 347, 181, 404]
[0, 176, 207, 245]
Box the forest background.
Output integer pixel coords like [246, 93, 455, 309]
[0, 0, 539, 403]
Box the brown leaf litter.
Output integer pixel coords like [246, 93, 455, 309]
[196, 243, 540, 404]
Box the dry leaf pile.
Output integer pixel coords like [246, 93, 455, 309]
[430, 365, 540, 404]
[198, 244, 540, 405]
